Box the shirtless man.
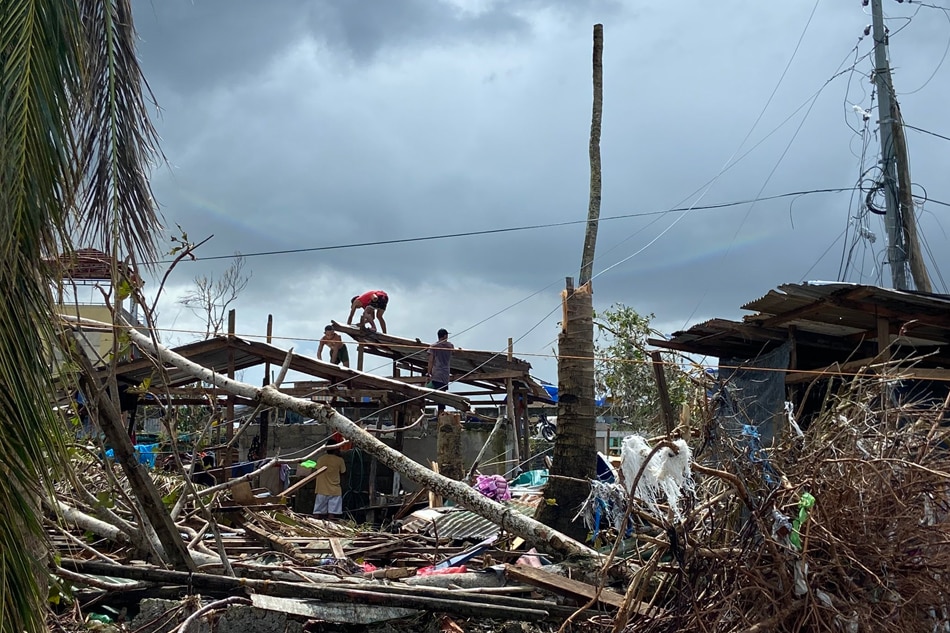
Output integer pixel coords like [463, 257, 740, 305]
[317, 325, 349, 367]
[347, 290, 388, 334]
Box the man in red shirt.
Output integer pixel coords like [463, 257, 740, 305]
[347, 290, 389, 333]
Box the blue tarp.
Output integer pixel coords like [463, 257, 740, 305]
[104, 443, 159, 468]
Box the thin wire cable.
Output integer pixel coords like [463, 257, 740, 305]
[673, 42, 874, 329]
[897, 2, 949, 95]
[159, 188, 864, 265]
[588, 0, 822, 288]
[903, 123, 950, 143]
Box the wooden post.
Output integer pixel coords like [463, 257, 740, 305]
[392, 405, 406, 495]
[650, 351, 675, 436]
[877, 316, 891, 362]
[787, 324, 798, 371]
[518, 389, 530, 467]
[437, 412, 464, 482]
[260, 314, 273, 458]
[506, 337, 520, 475]
[892, 102, 932, 292]
[225, 309, 236, 477]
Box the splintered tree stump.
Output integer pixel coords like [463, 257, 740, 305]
[437, 412, 464, 481]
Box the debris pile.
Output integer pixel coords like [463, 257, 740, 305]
[619, 374, 950, 632]
[44, 370, 950, 632]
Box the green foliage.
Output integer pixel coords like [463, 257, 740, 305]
[594, 304, 698, 431]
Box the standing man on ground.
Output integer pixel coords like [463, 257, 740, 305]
[317, 325, 349, 367]
[347, 290, 389, 333]
[313, 447, 346, 521]
[426, 328, 454, 413]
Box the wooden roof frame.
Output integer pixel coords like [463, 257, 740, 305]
[331, 322, 551, 401]
[105, 335, 470, 411]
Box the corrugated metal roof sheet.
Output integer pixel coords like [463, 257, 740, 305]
[401, 494, 542, 541]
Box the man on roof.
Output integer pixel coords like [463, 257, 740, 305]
[347, 290, 388, 333]
[317, 325, 349, 367]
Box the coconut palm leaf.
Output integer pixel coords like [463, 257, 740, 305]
[1, 3, 79, 631]
[1, 1, 161, 630]
[74, 0, 162, 267]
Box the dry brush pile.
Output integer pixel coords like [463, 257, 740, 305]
[616, 373, 950, 633]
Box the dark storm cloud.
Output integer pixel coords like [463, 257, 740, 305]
[131, 0, 950, 373]
[133, 0, 540, 94]
[132, 0, 305, 93]
[309, 0, 530, 63]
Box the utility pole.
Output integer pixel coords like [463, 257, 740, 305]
[871, 0, 908, 290]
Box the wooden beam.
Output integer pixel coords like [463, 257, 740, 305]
[877, 316, 892, 361]
[504, 564, 631, 611]
[650, 351, 675, 436]
[279, 466, 327, 499]
[785, 357, 878, 384]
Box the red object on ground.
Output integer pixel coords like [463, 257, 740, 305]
[416, 565, 468, 576]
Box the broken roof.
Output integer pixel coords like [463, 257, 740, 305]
[331, 322, 550, 400]
[650, 282, 950, 371]
[107, 335, 470, 411]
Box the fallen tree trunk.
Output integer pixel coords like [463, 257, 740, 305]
[71, 346, 197, 571]
[120, 322, 599, 560]
[53, 500, 131, 545]
[50, 500, 224, 568]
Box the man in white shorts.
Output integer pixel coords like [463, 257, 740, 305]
[313, 448, 346, 521]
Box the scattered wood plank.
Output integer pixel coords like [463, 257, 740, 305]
[279, 466, 327, 500]
[251, 594, 419, 625]
[504, 564, 625, 610]
[363, 567, 412, 580]
[329, 538, 347, 560]
[60, 559, 551, 622]
[243, 522, 322, 565]
[232, 481, 278, 506]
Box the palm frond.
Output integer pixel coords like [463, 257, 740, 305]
[74, 0, 163, 269]
[2, 1, 163, 630]
[1, 2, 82, 629]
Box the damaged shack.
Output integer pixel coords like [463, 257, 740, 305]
[48, 282, 950, 632]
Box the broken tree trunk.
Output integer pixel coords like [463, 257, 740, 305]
[118, 322, 599, 560]
[74, 355, 197, 571]
[535, 279, 597, 543]
[536, 24, 604, 542]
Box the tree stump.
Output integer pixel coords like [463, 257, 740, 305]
[437, 412, 464, 481]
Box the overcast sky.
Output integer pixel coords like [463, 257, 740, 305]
[131, 0, 950, 384]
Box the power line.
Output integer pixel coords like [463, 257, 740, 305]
[903, 123, 950, 143]
[163, 187, 861, 264]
